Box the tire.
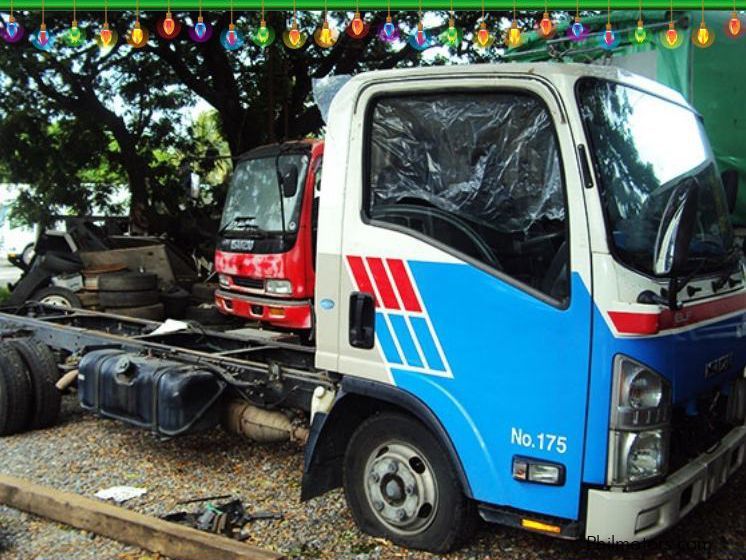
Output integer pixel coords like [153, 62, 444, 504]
[7, 339, 61, 430]
[191, 282, 218, 303]
[99, 289, 159, 308]
[160, 287, 190, 319]
[39, 251, 83, 274]
[21, 243, 35, 267]
[184, 304, 225, 326]
[0, 343, 32, 435]
[105, 302, 165, 321]
[343, 412, 477, 553]
[98, 272, 158, 292]
[33, 286, 83, 309]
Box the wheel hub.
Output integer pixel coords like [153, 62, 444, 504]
[363, 441, 438, 535]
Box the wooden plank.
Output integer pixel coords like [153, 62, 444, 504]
[79, 245, 176, 285]
[0, 474, 284, 560]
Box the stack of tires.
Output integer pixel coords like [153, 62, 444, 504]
[0, 338, 61, 436]
[98, 272, 165, 321]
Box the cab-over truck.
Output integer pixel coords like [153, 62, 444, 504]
[0, 63, 744, 552]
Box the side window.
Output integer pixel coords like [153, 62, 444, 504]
[366, 92, 569, 303]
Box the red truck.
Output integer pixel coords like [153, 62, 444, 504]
[214, 140, 323, 334]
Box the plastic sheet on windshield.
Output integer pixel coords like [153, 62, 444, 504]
[368, 93, 564, 233]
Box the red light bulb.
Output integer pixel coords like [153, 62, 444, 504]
[729, 13, 741, 37]
[164, 12, 175, 35]
[539, 12, 552, 36]
[351, 12, 364, 36]
[289, 26, 300, 45]
[100, 23, 112, 45]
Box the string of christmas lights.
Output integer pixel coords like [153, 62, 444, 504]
[1, 4, 743, 52]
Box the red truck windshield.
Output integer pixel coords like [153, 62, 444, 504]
[220, 153, 309, 235]
[577, 78, 735, 277]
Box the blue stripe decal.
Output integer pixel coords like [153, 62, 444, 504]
[375, 313, 402, 364]
[389, 314, 424, 367]
[409, 316, 445, 372]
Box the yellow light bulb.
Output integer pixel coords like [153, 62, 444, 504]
[508, 22, 521, 47]
[132, 22, 143, 44]
[697, 23, 709, 45]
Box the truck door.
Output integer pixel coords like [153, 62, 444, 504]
[333, 77, 593, 521]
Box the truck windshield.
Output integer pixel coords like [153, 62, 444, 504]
[220, 153, 309, 235]
[577, 78, 734, 276]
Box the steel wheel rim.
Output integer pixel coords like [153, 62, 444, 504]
[40, 295, 72, 308]
[363, 440, 438, 536]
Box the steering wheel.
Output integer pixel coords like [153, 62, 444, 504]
[372, 202, 502, 270]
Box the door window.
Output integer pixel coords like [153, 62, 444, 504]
[366, 92, 570, 303]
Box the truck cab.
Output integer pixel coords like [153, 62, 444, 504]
[304, 63, 746, 550]
[214, 140, 323, 331]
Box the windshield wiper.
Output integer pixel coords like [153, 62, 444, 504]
[218, 215, 257, 236]
[710, 249, 743, 292]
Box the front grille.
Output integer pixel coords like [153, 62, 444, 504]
[669, 380, 744, 472]
[233, 277, 264, 290]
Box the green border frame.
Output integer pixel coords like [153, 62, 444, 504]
[6, 2, 746, 10]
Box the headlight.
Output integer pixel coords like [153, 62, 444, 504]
[608, 356, 672, 489]
[610, 430, 668, 486]
[265, 279, 293, 295]
[218, 274, 231, 288]
[626, 369, 663, 409]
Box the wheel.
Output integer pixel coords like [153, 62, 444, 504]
[191, 282, 218, 303]
[33, 286, 83, 309]
[184, 304, 226, 326]
[105, 303, 165, 321]
[99, 289, 159, 308]
[7, 339, 61, 430]
[98, 272, 158, 292]
[0, 343, 32, 435]
[343, 412, 476, 553]
[21, 243, 35, 267]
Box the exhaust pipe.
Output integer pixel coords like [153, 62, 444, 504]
[222, 400, 309, 444]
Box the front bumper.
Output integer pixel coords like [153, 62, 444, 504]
[215, 289, 312, 330]
[585, 425, 746, 543]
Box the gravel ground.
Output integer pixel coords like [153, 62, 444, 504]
[0, 395, 745, 560]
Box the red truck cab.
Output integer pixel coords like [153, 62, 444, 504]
[214, 140, 323, 331]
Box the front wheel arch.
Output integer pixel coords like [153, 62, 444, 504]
[301, 377, 472, 502]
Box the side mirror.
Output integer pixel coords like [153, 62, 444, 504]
[653, 183, 699, 277]
[281, 165, 299, 198]
[721, 169, 739, 215]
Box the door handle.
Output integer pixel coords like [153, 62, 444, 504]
[349, 292, 375, 349]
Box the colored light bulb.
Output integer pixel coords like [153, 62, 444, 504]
[289, 26, 301, 45]
[257, 23, 269, 42]
[604, 29, 614, 45]
[320, 23, 331, 44]
[416, 22, 425, 46]
[132, 22, 143, 44]
[571, 21, 583, 38]
[163, 12, 175, 35]
[476, 22, 489, 47]
[729, 13, 741, 36]
[508, 22, 521, 47]
[70, 22, 81, 42]
[7, 19, 18, 38]
[539, 12, 552, 36]
[351, 12, 364, 36]
[383, 18, 395, 38]
[38, 24, 48, 45]
[195, 17, 207, 38]
[634, 20, 646, 43]
[100, 24, 112, 45]
[666, 25, 678, 46]
[227, 24, 236, 45]
[696, 22, 709, 45]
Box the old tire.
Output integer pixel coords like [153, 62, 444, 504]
[99, 289, 159, 308]
[191, 282, 218, 303]
[184, 304, 225, 326]
[8, 339, 61, 430]
[33, 286, 83, 309]
[105, 302, 165, 321]
[98, 272, 158, 292]
[0, 344, 32, 435]
[343, 412, 477, 553]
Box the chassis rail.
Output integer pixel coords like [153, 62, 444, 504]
[0, 304, 336, 412]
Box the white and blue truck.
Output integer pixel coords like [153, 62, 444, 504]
[0, 63, 744, 552]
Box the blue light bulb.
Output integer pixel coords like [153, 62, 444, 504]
[571, 21, 584, 37]
[384, 21, 395, 37]
[195, 21, 206, 38]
